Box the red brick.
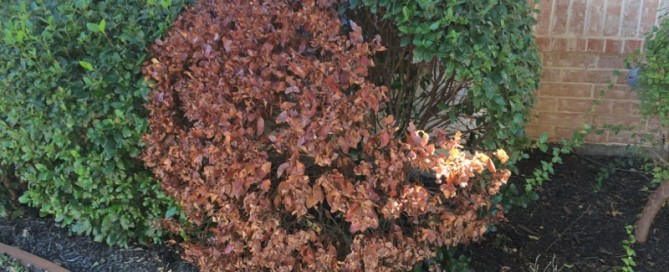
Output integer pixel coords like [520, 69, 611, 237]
[587, 39, 605, 52]
[557, 98, 608, 113]
[542, 68, 562, 82]
[542, 52, 598, 68]
[584, 132, 609, 143]
[555, 127, 579, 139]
[638, 0, 660, 37]
[527, 109, 541, 123]
[603, 0, 623, 36]
[623, 39, 643, 53]
[611, 100, 641, 116]
[535, 0, 554, 36]
[525, 125, 556, 140]
[647, 117, 663, 130]
[595, 100, 615, 114]
[568, 0, 588, 35]
[552, 0, 571, 35]
[562, 69, 618, 84]
[592, 114, 644, 126]
[535, 97, 559, 112]
[605, 39, 624, 54]
[621, 0, 642, 37]
[537, 112, 590, 126]
[586, 1, 606, 36]
[565, 98, 613, 114]
[552, 38, 587, 52]
[597, 55, 625, 69]
[595, 84, 638, 100]
[554, 126, 607, 142]
[539, 83, 593, 98]
[536, 37, 552, 51]
[616, 73, 629, 85]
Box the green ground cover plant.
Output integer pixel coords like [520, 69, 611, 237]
[0, 253, 29, 272]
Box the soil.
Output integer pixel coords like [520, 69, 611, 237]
[1, 152, 668, 271]
[468, 152, 669, 272]
[0, 212, 197, 272]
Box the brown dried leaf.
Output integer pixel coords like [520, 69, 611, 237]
[257, 117, 265, 136]
[277, 162, 290, 178]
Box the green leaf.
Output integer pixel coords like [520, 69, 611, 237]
[79, 61, 94, 71]
[539, 143, 548, 152]
[400, 36, 411, 47]
[160, 0, 172, 9]
[539, 132, 549, 144]
[18, 194, 30, 204]
[99, 19, 106, 33]
[86, 22, 100, 32]
[35, 163, 47, 172]
[429, 21, 440, 30]
[165, 207, 177, 218]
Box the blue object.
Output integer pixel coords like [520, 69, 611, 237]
[627, 67, 640, 88]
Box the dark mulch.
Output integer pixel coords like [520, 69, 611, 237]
[0, 212, 197, 272]
[469, 152, 669, 272]
[2, 152, 669, 271]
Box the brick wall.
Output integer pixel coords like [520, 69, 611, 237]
[526, 0, 669, 145]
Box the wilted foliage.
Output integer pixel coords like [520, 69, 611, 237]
[142, 0, 510, 270]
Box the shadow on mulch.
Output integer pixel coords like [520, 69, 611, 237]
[0, 212, 197, 272]
[468, 152, 669, 272]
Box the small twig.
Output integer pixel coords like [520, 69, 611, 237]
[544, 205, 591, 253]
[517, 224, 540, 236]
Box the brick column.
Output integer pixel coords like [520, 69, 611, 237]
[526, 0, 666, 145]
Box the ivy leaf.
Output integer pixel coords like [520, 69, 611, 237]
[79, 61, 94, 71]
[165, 207, 177, 218]
[86, 22, 100, 32]
[400, 36, 411, 47]
[160, 0, 172, 9]
[539, 132, 549, 144]
[429, 21, 440, 30]
[99, 19, 106, 33]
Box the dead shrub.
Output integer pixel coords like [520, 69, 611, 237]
[142, 0, 510, 270]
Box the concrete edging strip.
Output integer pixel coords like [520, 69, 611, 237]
[0, 242, 70, 272]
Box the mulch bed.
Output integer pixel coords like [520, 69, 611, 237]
[2, 152, 669, 271]
[469, 152, 669, 271]
[0, 213, 197, 272]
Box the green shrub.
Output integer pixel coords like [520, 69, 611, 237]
[342, 0, 541, 152]
[632, 17, 669, 243]
[637, 18, 669, 124]
[0, 0, 189, 246]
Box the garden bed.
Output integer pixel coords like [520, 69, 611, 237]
[0, 213, 196, 272]
[469, 152, 669, 271]
[1, 152, 668, 271]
